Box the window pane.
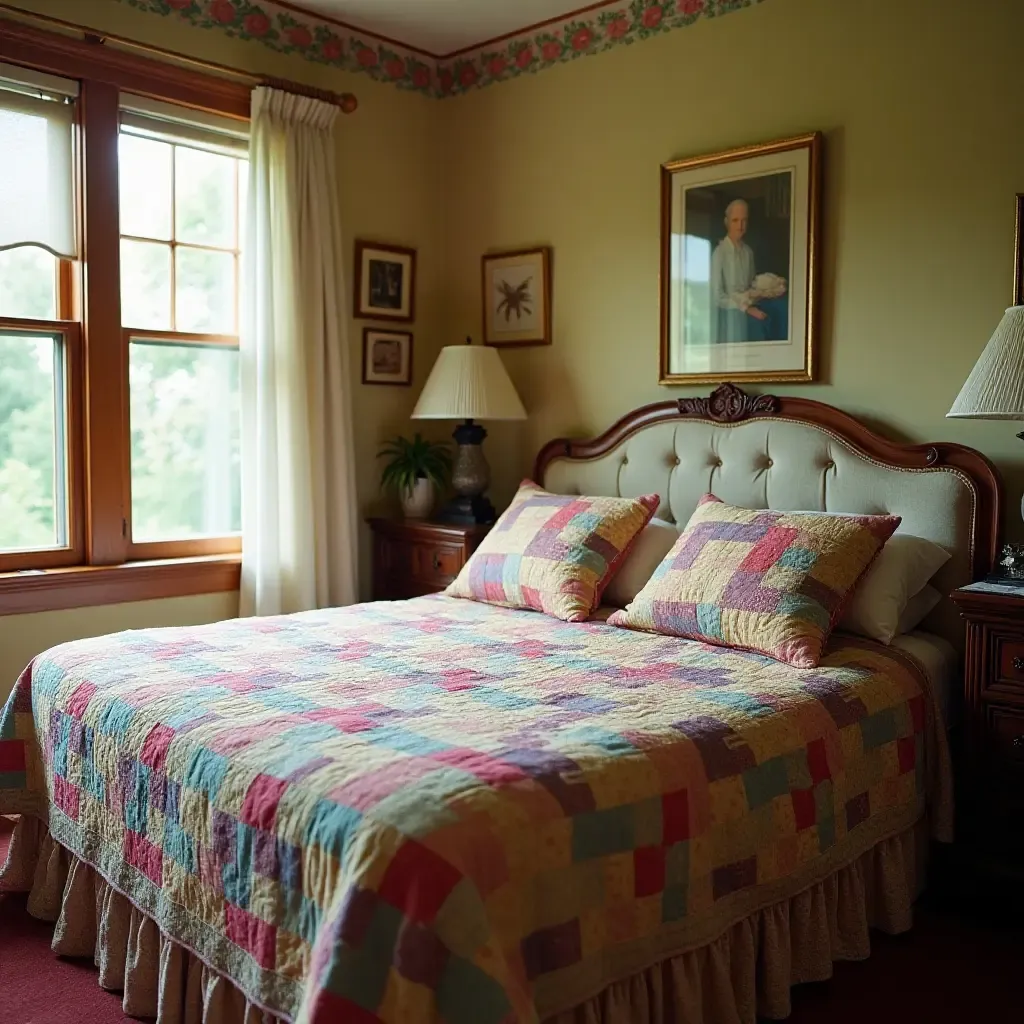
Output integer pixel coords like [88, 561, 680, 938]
[0, 246, 57, 319]
[121, 239, 171, 330]
[129, 341, 240, 541]
[175, 247, 235, 333]
[119, 134, 172, 240]
[175, 146, 236, 248]
[0, 332, 64, 551]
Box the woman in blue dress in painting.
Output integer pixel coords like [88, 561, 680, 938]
[709, 198, 788, 343]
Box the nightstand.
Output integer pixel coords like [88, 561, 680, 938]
[951, 579, 1024, 882]
[367, 518, 491, 601]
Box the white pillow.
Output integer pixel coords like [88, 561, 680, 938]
[895, 584, 943, 635]
[839, 533, 950, 643]
[603, 518, 679, 608]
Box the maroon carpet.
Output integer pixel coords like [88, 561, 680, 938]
[1, 815, 1020, 1023]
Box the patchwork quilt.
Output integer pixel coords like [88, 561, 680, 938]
[0, 596, 951, 1024]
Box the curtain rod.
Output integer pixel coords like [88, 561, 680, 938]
[0, 3, 358, 113]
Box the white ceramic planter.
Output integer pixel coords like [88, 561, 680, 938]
[401, 477, 435, 519]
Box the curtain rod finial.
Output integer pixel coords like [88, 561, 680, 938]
[341, 93, 358, 114]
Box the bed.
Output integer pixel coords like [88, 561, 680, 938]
[0, 384, 1001, 1024]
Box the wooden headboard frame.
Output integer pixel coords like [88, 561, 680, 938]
[533, 383, 1003, 582]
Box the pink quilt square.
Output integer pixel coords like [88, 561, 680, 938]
[240, 773, 290, 831]
[225, 902, 277, 970]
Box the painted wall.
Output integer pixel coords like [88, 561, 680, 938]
[441, 0, 1024, 533]
[1, 0, 444, 699]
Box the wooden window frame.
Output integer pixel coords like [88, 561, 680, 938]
[0, 18, 250, 613]
[119, 130, 244, 561]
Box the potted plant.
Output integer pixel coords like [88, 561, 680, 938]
[378, 433, 452, 519]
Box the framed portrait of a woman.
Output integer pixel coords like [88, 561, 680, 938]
[659, 133, 822, 385]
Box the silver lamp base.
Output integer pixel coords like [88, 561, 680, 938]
[438, 419, 496, 525]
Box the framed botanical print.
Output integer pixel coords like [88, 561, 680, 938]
[1014, 194, 1023, 306]
[362, 328, 412, 385]
[660, 133, 822, 385]
[354, 241, 416, 322]
[481, 246, 552, 347]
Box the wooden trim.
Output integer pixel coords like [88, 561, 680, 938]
[129, 537, 242, 561]
[0, 16, 251, 120]
[124, 328, 239, 348]
[0, 9, 356, 113]
[0, 555, 240, 617]
[533, 383, 1003, 582]
[58, 259, 76, 320]
[80, 79, 129, 566]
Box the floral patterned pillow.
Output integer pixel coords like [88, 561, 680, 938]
[608, 494, 901, 667]
[445, 480, 659, 622]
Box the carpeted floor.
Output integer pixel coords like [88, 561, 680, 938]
[1, 815, 1021, 1023]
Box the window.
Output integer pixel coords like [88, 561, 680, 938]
[0, 25, 253, 608]
[0, 65, 81, 571]
[118, 103, 246, 556]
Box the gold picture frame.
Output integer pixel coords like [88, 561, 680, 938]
[659, 132, 822, 385]
[481, 246, 552, 347]
[1014, 194, 1023, 306]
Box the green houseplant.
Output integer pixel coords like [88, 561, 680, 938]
[378, 433, 452, 519]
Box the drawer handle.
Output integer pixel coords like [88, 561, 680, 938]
[1014, 657, 1024, 671]
[1014, 736, 1024, 750]
[432, 553, 442, 571]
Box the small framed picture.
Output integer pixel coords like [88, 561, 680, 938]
[660, 133, 822, 385]
[354, 241, 416, 322]
[481, 246, 552, 347]
[362, 328, 412, 386]
[1014, 194, 1024, 306]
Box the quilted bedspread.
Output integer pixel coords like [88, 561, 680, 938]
[0, 596, 951, 1023]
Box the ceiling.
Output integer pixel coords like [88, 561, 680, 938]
[285, 0, 612, 56]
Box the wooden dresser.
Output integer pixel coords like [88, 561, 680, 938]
[367, 518, 491, 601]
[951, 579, 1024, 881]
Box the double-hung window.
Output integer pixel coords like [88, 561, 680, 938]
[0, 21, 253, 610]
[0, 63, 81, 571]
[118, 99, 247, 557]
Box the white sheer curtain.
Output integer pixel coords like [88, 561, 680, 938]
[240, 86, 358, 616]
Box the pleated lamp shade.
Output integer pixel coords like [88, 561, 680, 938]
[412, 344, 526, 421]
[948, 306, 1024, 419]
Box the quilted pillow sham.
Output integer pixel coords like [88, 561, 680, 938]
[608, 494, 901, 667]
[445, 480, 659, 622]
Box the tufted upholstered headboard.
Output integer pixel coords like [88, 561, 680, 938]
[534, 385, 1002, 649]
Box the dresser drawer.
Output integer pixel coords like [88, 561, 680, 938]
[988, 704, 1024, 770]
[411, 543, 463, 586]
[996, 637, 1024, 688]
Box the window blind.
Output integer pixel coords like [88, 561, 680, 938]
[120, 94, 248, 158]
[0, 63, 77, 260]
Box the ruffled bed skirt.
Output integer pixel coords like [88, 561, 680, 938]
[2, 814, 929, 1024]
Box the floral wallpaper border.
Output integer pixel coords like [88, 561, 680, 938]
[117, 0, 765, 99]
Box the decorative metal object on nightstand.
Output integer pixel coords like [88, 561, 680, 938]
[996, 542, 1024, 580]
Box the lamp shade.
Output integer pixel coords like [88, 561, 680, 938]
[948, 306, 1024, 420]
[412, 344, 526, 421]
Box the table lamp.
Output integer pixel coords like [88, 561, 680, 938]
[947, 305, 1024, 520]
[412, 338, 526, 524]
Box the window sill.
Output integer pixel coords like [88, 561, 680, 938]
[0, 555, 241, 616]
